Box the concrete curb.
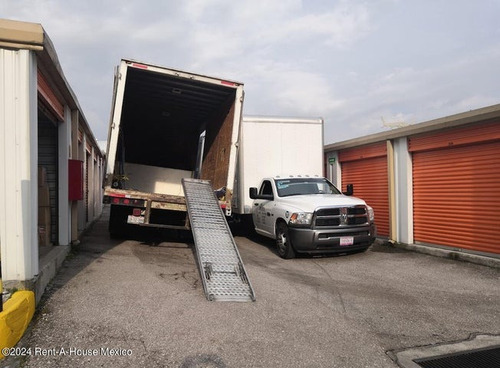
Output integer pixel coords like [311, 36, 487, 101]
[35, 245, 71, 304]
[0, 291, 35, 359]
[0, 246, 69, 361]
[392, 242, 500, 269]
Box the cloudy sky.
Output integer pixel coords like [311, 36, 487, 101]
[2, 0, 500, 144]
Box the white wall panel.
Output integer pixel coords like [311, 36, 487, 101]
[0, 49, 38, 280]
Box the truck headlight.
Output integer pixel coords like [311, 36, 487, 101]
[367, 206, 375, 222]
[289, 212, 313, 226]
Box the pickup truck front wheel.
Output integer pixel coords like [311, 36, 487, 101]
[276, 221, 296, 259]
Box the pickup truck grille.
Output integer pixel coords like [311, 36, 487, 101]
[314, 206, 368, 227]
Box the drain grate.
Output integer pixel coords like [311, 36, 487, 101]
[413, 345, 500, 368]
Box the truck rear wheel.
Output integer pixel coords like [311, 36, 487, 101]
[276, 221, 295, 259]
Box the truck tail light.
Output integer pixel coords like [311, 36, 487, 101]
[106, 196, 145, 207]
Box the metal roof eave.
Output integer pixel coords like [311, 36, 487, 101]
[324, 103, 500, 151]
[0, 18, 103, 157]
[0, 18, 44, 50]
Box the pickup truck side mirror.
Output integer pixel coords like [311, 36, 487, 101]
[249, 187, 274, 201]
[344, 184, 354, 196]
[249, 187, 258, 199]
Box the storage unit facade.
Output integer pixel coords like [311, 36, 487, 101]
[325, 104, 500, 256]
[0, 19, 104, 296]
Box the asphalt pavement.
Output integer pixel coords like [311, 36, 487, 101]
[3, 206, 499, 367]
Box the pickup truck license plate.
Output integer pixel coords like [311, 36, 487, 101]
[340, 236, 354, 246]
[127, 215, 144, 224]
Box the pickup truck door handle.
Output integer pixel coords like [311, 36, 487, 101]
[254, 203, 259, 206]
[266, 212, 271, 216]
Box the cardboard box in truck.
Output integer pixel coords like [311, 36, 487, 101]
[104, 59, 244, 235]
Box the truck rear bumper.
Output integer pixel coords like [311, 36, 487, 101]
[288, 224, 376, 254]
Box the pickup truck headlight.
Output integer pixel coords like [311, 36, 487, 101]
[289, 212, 313, 226]
[367, 206, 375, 222]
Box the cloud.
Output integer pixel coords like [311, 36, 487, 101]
[180, 0, 372, 67]
[2, 0, 500, 144]
[263, 65, 344, 114]
[323, 42, 500, 142]
[268, 2, 371, 47]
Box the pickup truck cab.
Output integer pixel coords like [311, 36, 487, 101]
[249, 176, 376, 258]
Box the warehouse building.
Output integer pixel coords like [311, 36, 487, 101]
[0, 19, 104, 301]
[325, 104, 500, 258]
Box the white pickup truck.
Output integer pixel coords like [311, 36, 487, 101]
[249, 176, 376, 258]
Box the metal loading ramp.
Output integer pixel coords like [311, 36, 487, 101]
[182, 178, 256, 302]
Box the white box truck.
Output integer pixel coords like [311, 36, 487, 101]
[233, 116, 376, 258]
[104, 59, 244, 235]
[233, 116, 324, 215]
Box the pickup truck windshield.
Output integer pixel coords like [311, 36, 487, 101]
[275, 178, 341, 197]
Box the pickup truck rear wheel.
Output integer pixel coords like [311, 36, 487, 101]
[276, 221, 296, 259]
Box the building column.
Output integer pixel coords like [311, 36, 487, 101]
[77, 135, 86, 233]
[58, 105, 71, 246]
[97, 157, 103, 216]
[0, 49, 38, 282]
[393, 137, 414, 244]
[70, 111, 79, 242]
[93, 153, 99, 219]
[325, 152, 341, 188]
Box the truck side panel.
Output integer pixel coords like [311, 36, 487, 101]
[105, 62, 128, 182]
[201, 86, 244, 200]
[201, 93, 237, 193]
[235, 116, 324, 215]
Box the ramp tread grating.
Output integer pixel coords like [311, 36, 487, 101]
[182, 178, 255, 302]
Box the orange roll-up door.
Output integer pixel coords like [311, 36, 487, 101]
[410, 121, 500, 254]
[339, 143, 389, 236]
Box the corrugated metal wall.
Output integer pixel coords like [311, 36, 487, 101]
[339, 143, 389, 236]
[0, 48, 39, 279]
[410, 122, 500, 254]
